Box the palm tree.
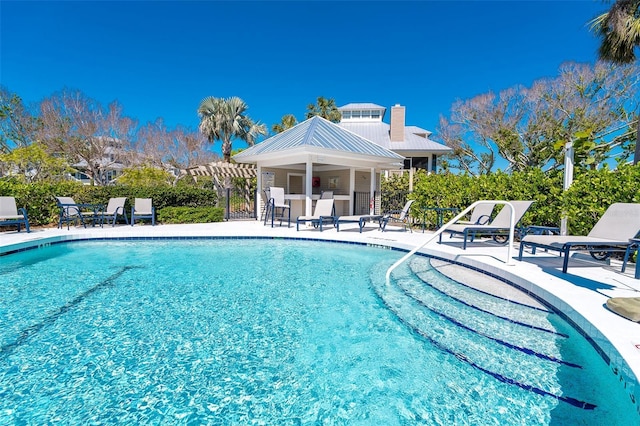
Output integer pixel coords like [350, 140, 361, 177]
[590, 0, 640, 64]
[272, 114, 298, 133]
[591, 1, 640, 164]
[305, 96, 342, 123]
[198, 96, 267, 163]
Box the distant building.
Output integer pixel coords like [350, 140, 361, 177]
[338, 103, 451, 172]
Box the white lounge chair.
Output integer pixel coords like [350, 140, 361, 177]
[296, 199, 335, 231]
[518, 202, 640, 274]
[456, 202, 495, 225]
[381, 199, 415, 232]
[0, 196, 30, 233]
[131, 198, 155, 226]
[103, 197, 128, 226]
[440, 201, 534, 249]
[336, 214, 383, 233]
[266, 187, 290, 228]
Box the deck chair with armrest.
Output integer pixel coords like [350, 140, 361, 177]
[336, 213, 384, 233]
[0, 196, 30, 232]
[518, 203, 640, 274]
[103, 197, 128, 226]
[55, 196, 101, 229]
[131, 198, 155, 226]
[439, 201, 534, 249]
[381, 199, 415, 232]
[456, 202, 495, 225]
[266, 187, 291, 228]
[296, 199, 336, 231]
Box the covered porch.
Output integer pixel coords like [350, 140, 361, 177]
[233, 116, 405, 218]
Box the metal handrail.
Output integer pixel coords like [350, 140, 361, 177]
[385, 201, 516, 287]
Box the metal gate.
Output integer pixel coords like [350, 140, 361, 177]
[218, 187, 257, 220]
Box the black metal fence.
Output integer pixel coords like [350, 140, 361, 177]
[218, 188, 256, 220]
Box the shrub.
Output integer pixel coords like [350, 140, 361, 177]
[157, 206, 224, 224]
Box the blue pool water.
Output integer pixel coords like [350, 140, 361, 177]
[0, 239, 636, 425]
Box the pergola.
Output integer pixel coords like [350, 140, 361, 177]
[232, 116, 405, 217]
[186, 161, 256, 189]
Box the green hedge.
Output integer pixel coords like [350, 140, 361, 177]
[0, 181, 219, 226]
[391, 164, 640, 235]
[157, 206, 224, 224]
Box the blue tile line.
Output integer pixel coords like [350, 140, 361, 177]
[424, 257, 552, 313]
[372, 280, 597, 410]
[394, 278, 582, 369]
[0, 265, 142, 357]
[413, 252, 612, 366]
[408, 261, 569, 338]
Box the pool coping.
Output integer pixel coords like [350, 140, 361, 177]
[2, 221, 640, 415]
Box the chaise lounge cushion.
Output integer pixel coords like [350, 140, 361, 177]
[606, 297, 640, 322]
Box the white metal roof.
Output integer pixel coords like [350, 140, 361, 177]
[233, 116, 404, 164]
[338, 103, 386, 111]
[338, 121, 452, 154]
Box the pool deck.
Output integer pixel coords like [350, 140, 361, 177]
[2, 220, 640, 411]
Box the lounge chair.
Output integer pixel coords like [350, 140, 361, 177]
[320, 190, 333, 199]
[266, 187, 290, 227]
[55, 196, 102, 229]
[131, 198, 155, 226]
[456, 202, 495, 225]
[0, 196, 30, 233]
[336, 214, 383, 233]
[381, 199, 415, 232]
[103, 197, 128, 226]
[518, 203, 640, 274]
[259, 189, 270, 222]
[439, 201, 534, 249]
[296, 199, 336, 231]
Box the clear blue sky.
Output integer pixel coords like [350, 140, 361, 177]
[1, 0, 608, 155]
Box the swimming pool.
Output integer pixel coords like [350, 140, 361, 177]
[0, 238, 636, 424]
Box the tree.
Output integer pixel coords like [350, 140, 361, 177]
[305, 96, 342, 122]
[590, 1, 640, 165]
[590, 0, 640, 64]
[117, 164, 173, 186]
[0, 86, 39, 152]
[198, 96, 267, 163]
[437, 62, 639, 175]
[272, 114, 298, 133]
[37, 89, 137, 185]
[0, 143, 69, 182]
[136, 119, 216, 173]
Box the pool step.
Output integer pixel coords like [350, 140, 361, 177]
[370, 261, 596, 410]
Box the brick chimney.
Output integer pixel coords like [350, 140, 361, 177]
[390, 104, 405, 142]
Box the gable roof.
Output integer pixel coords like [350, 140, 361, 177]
[233, 116, 404, 164]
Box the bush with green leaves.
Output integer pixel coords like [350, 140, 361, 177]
[386, 164, 640, 234]
[0, 180, 218, 227]
[157, 206, 224, 224]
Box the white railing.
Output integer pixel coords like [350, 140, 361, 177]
[385, 201, 516, 287]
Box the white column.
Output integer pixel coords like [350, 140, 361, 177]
[305, 159, 313, 216]
[427, 155, 433, 175]
[370, 168, 376, 215]
[349, 168, 355, 215]
[256, 164, 262, 221]
[561, 141, 574, 235]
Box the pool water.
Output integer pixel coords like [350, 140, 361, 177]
[0, 239, 635, 425]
